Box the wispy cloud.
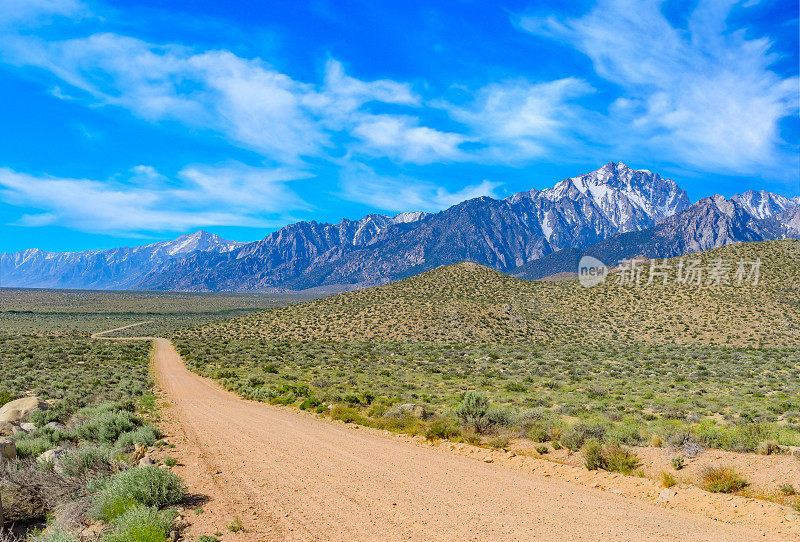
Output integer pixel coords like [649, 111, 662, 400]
[518, 0, 799, 177]
[446, 77, 594, 162]
[0, 163, 308, 235]
[339, 163, 500, 213]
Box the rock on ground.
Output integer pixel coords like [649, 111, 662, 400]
[0, 397, 48, 424]
[0, 436, 16, 460]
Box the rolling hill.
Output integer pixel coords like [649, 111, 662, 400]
[176, 239, 800, 347]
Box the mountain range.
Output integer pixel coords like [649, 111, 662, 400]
[2, 162, 798, 291]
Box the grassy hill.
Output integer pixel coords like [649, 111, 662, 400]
[171, 240, 800, 463]
[179, 239, 800, 347]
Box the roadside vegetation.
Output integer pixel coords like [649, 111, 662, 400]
[170, 240, 800, 506]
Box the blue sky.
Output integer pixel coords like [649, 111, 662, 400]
[0, 0, 797, 252]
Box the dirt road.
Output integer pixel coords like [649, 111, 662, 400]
[89, 332, 790, 542]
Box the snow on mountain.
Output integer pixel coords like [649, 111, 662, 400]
[731, 190, 796, 220]
[3, 162, 794, 292]
[514, 162, 690, 233]
[0, 231, 244, 289]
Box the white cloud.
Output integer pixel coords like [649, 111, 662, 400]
[518, 0, 799, 175]
[352, 115, 468, 164]
[0, 0, 87, 27]
[339, 163, 500, 213]
[0, 30, 453, 165]
[0, 163, 308, 235]
[447, 78, 594, 162]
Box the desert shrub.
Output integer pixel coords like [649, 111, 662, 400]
[28, 530, 77, 542]
[535, 445, 549, 455]
[197, 537, 218, 542]
[661, 471, 676, 488]
[91, 467, 185, 521]
[671, 456, 685, 470]
[582, 440, 639, 474]
[424, 418, 461, 441]
[453, 391, 490, 433]
[0, 391, 14, 408]
[103, 504, 177, 542]
[14, 434, 59, 459]
[779, 483, 796, 496]
[73, 409, 142, 445]
[227, 517, 244, 532]
[329, 406, 365, 425]
[59, 446, 114, 479]
[607, 421, 645, 446]
[700, 466, 748, 493]
[487, 435, 509, 449]
[116, 426, 159, 449]
[666, 431, 704, 458]
[604, 444, 640, 474]
[0, 457, 80, 522]
[562, 423, 606, 451]
[299, 397, 321, 410]
[582, 439, 606, 470]
[756, 439, 779, 455]
[485, 407, 517, 430]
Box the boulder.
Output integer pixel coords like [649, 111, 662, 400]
[19, 422, 37, 433]
[0, 397, 48, 424]
[38, 447, 70, 473]
[139, 456, 155, 467]
[0, 436, 16, 460]
[0, 421, 17, 436]
[45, 421, 68, 432]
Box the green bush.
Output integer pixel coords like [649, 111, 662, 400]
[562, 423, 607, 451]
[104, 504, 177, 542]
[92, 467, 185, 521]
[15, 434, 58, 458]
[700, 466, 748, 493]
[74, 409, 143, 445]
[671, 456, 685, 470]
[582, 439, 606, 470]
[603, 444, 640, 474]
[60, 446, 114, 478]
[116, 426, 159, 449]
[582, 440, 640, 474]
[329, 406, 365, 424]
[29, 530, 78, 542]
[424, 418, 461, 441]
[453, 391, 490, 432]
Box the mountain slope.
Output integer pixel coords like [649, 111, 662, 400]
[513, 194, 795, 280]
[0, 230, 244, 289]
[140, 162, 690, 291]
[175, 239, 800, 347]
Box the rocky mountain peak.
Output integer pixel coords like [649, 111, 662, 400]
[731, 190, 797, 220]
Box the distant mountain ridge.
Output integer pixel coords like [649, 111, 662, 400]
[1, 162, 797, 291]
[0, 230, 244, 289]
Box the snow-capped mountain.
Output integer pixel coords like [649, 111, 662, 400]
[731, 190, 798, 220]
[137, 163, 695, 290]
[3, 163, 797, 291]
[0, 231, 244, 289]
[531, 161, 690, 231]
[514, 193, 799, 280]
